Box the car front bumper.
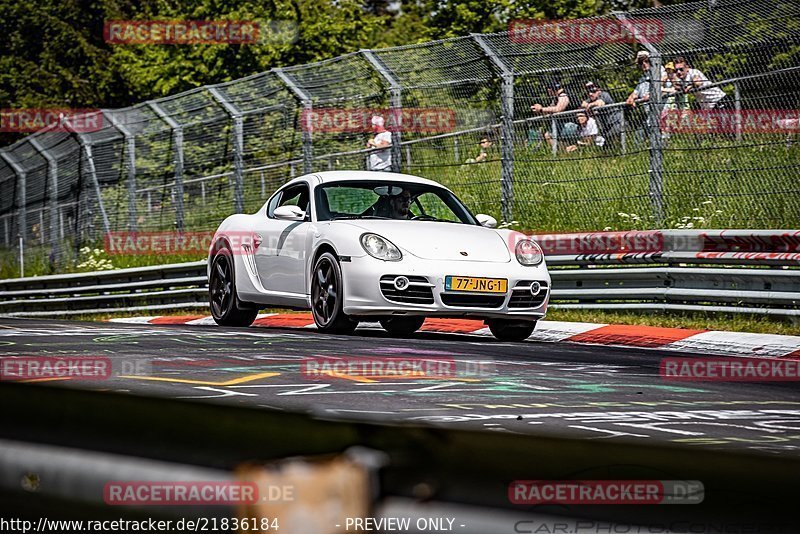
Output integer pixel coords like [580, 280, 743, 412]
[341, 255, 550, 321]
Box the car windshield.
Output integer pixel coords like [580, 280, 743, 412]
[315, 180, 478, 224]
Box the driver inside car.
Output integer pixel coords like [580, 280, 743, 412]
[387, 190, 413, 219]
[371, 187, 414, 219]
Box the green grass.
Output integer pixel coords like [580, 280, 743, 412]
[546, 308, 800, 336]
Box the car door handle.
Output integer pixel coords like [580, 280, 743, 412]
[253, 234, 263, 247]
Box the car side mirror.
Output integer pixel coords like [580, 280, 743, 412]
[274, 205, 306, 221]
[476, 214, 497, 228]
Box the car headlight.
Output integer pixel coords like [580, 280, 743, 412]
[515, 239, 544, 266]
[360, 233, 402, 261]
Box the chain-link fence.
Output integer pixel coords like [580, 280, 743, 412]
[1, 0, 799, 276]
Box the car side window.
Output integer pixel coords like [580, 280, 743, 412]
[266, 192, 282, 217]
[268, 183, 310, 220]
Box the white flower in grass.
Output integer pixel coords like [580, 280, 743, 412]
[701, 200, 713, 205]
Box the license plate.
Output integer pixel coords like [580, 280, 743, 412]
[445, 276, 507, 293]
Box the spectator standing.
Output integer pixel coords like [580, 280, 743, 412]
[367, 115, 392, 171]
[673, 57, 732, 109]
[661, 62, 682, 111]
[626, 51, 667, 107]
[626, 51, 667, 139]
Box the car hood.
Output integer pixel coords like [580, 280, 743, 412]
[338, 220, 511, 262]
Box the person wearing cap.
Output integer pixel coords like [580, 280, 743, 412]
[661, 62, 682, 111]
[366, 115, 392, 171]
[531, 79, 579, 150]
[625, 51, 668, 140]
[581, 82, 622, 150]
[625, 51, 667, 108]
[372, 186, 413, 219]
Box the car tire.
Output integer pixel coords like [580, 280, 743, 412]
[380, 316, 425, 336]
[311, 252, 358, 334]
[487, 319, 536, 342]
[209, 248, 259, 327]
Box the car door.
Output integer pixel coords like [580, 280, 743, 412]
[254, 182, 311, 295]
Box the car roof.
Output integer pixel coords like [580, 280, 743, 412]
[284, 170, 451, 191]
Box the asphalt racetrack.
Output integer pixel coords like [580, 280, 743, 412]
[1, 317, 798, 456]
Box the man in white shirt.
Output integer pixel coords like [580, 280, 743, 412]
[673, 57, 730, 109]
[367, 115, 392, 171]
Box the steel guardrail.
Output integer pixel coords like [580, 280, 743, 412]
[0, 231, 797, 317]
[1, 381, 798, 528]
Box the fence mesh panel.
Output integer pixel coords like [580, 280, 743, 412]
[1, 0, 798, 276]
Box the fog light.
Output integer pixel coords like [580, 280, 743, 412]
[394, 276, 410, 291]
[530, 281, 542, 296]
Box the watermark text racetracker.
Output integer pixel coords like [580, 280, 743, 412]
[104, 231, 270, 256]
[301, 356, 494, 380]
[0, 356, 151, 381]
[661, 109, 800, 135]
[0, 108, 102, 133]
[509, 19, 664, 44]
[104, 20, 298, 45]
[509, 230, 664, 256]
[301, 108, 456, 133]
[661, 357, 800, 382]
[1, 517, 279, 533]
[509, 480, 704, 505]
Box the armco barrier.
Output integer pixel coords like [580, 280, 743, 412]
[1, 381, 799, 527]
[0, 230, 797, 317]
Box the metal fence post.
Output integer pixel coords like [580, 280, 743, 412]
[362, 50, 403, 173]
[734, 81, 742, 143]
[147, 101, 185, 231]
[208, 87, 245, 212]
[1, 151, 26, 247]
[274, 68, 314, 174]
[64, 114, 112, 240]
[615, 12, 665, 226]
[103, 110, 137, 231]
[647, 54, 665, 226]
[473, 34, 514, 222]
[28, 137, 61, 263]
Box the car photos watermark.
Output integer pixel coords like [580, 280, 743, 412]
[509, 480, 704, 505]
[300, 108, 457, 133]
[0, 108, 103, 132]
[104, 20, 298, 45]
[509, 19, 664, 44]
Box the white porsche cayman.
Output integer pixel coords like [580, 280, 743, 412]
[208, 171, 550, 341]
